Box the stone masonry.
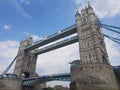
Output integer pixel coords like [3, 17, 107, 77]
[13, 37, 46, 90]
[70, 3, 120, 90]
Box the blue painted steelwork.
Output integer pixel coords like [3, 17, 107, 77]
[34, 35, 78, 55]
[96, 22, 120, 29]
[103, 34, 120, 44]
[96, 22, 120, 34]
[103, 34, 120, 41]
[23, 65, 120, 86]
[25, 24, 77, 52]
[22, 73, 70, 86]
[102, 26, 120, 34]
[113, 66, 120, 72]
[5, 74, 18, 79]
[0, 56, 17, 79]
[96, 22, 120, 45]
[25, 22, 119, 52]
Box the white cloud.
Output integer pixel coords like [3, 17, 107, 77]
[0, 40, 19, 73]
[75, 0, 120, 18]
[22, 32, 42, 41]
[105, 38, 120, 65]
[0, 40, 19, 59]
[22, 32, 30, 36]
[31, 35, 42, 41]
[36, 43, 79, 87]
[48, 81, 69, 87]
[10, 0, 32, 19]
[20, 0, 31, 5]
[4, 25, 12, 30]
[36, 43, 79, 75]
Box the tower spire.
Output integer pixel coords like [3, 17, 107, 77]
[88, 1, 90, 7]
[75, 8, 81, 20]
[88, 1, 93, 9]
[76, 8, 80, 15]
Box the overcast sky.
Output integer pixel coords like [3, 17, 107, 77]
[0, 0, 120, 87]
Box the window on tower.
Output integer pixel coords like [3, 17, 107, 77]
[102, 56, 107, 64]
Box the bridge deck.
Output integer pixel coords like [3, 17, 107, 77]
[34, 35, 78, 55]
[23, 73, 70, 86]
[25, 25, 77, 52]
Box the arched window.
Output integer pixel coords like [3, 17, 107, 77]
[102, 56, 107, 64]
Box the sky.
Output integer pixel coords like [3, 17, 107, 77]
[0, 0, 120, 87]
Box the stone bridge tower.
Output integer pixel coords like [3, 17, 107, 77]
[13, 37, 46, 90]
[70, 3, 120, 90]
[14, 37, 38, 79]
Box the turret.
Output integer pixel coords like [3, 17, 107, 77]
[75, 9, 82, 26]
[87, 2, 94, 14]
[75, 9, 81, 20]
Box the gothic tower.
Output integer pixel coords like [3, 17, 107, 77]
[14, 37, 38, 79]
[13, 37, 46, 90]
[70, 3, 119, 90]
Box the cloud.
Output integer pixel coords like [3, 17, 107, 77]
[48, 81, 69, 87]
[10, 0, 33, 19]
[36, 43, 79, 75]
[4, 25, 12, 30]
[31, 35, 42, 41]
[36, 43, 79, 87]
[0, 40, 19, 73]
[75, 0, 120, 18]
[22, 32, 30, 36]
[20, 0, 31, 5]
[0, 40, 19, 59]
[22, 32, 42, 41]
[105, 38, 120, 65]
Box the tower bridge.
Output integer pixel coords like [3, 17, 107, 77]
[0, 3, 120, 90]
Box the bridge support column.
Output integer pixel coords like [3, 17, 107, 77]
[70, 3, 120, 90]
[0, 78, 21, 90]
[14, 37, 38, 79]
[22, 82, 46, 90]
[114, 70, 120, 88]
[70, 64, 119, 90]
[34, 82, 46, 90]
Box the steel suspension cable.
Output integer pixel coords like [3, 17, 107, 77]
[102, 25, 120, 34]
[0, 56, 17, 79]
[103, 34, 120, 41]
[97, 22, 120, 29]
[96, 22, 120, 34]
[103, 34, 120, 45]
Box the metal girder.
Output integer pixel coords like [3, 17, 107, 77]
[34, 35, 78, 55]
[25, 24, 77, 52]
[113, 66, 120, 72]
[22, 73, 70, 86]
